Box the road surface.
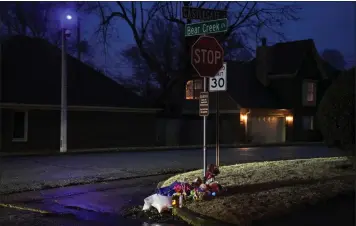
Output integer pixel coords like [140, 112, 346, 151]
[0, 145, 345, 194]
[0, 175, 187, 226]
[0, 174, 353, 226]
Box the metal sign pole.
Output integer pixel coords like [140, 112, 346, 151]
[216, 91, 220, 166]
[203, 77, 207, 179]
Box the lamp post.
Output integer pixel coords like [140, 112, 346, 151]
[60, 14, 72, 153]
[76, 18, 81, 61]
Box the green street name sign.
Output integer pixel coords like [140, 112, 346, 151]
[185, 18, 228, 37]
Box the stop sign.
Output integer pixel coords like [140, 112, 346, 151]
[191, 36, 224, 78]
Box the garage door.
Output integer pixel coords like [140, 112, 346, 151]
[248, 116, 285, 143]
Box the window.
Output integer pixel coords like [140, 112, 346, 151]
[12, 111, 28, 142]
[302, 116, 314, 130]
[185, 79, 203, 100]
[303, 81, 317, 106]
[307, 82, 315, 102]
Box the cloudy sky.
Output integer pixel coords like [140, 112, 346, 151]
[78, 1, 355, 77]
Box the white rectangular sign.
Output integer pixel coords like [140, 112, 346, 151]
[209, 62, 227, 92]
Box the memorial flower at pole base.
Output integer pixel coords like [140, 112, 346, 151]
[191, 177, 203, 188]
[208, 182, 222, 194]
[205, 164, 220, 184]
[171, 193, 180, 207]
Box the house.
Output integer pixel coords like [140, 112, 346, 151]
[0, 35, 161, 153]
[177, 38, 338, 145]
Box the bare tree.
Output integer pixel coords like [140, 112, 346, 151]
[0, 2, 92, 61]
[120, 25, 253, 97]
[120, 46, 154, 96]
[95, 1, 300, 110]
[0, 2, 59, 38]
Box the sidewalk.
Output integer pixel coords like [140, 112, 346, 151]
[0, 142, 324, 157]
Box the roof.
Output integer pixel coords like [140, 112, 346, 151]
[265, 39, 332, 79]
[226, 60, 285, 109]
[1, 35, 148, 108]
[266, 39, 314, 75]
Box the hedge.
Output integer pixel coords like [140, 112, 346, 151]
[317, 68, 355, 151]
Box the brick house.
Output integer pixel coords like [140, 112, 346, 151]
[179, 38, 339, 145]
[0, 36, 161, 153]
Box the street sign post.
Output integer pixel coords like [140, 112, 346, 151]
[184, 7, 228, 177]
[182, 6, 227, 20]
[185, 19, 228, 37]
[199, 89, 209, 179]
[191, 36, 224, 78]
[208, 62, 227, 167]
[199, 92, 209, 116]
[191, 35, 224, 179]
[209, 62, 227, 92]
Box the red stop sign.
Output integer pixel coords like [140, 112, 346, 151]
[191, 36, 224, 78]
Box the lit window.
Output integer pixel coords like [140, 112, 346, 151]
[185, 80, 194, 100]
[307, 82, 315, 102]
[185, 79, 202, 100]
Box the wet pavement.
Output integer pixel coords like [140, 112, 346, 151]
[0, 174, 188, 225]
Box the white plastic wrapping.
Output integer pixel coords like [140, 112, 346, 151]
[151, 194, 172, 213]
[142, 194, 172, 213]
[142, 194, 154, 211]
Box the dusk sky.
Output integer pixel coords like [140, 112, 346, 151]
[77, 1, 355, 78]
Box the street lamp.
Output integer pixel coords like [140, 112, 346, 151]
[60, 13, 72, 153]
[60, 13, 82, 153]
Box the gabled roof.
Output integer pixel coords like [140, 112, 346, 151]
[226, 60, 284, 109]
[2, 35, 148, 108]
[266, 39, 330, 79]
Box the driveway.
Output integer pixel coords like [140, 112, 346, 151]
[0, 146, 345, 194]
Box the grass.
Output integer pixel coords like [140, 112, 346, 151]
[161, 157, 354, 187]
[162, 157, 356, 226]
[187, 179, 353, 226]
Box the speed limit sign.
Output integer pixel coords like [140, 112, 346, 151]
[209, 62, 227, 92]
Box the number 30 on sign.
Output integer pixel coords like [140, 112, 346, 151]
[209, 62, 227, 92]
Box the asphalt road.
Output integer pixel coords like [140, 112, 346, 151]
[0, 145, 346, 194]
[1, 174, 353, 226]
[1, 145, 345, 172]
[0, 175, 186, 226]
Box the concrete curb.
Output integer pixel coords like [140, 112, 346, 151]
[0, 142, 324, 158]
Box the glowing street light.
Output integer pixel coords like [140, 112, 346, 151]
[60, 12, 81, 153]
